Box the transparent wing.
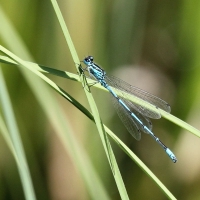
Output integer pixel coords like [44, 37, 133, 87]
[118, 96, 153, 133]
[111, 96, 141, 140]
[106, 75, 171, 119]
[111, 94, 154, 140]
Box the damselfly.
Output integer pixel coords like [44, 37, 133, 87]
[82, 56, 177, 163]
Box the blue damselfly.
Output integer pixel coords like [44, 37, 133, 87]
[82, 56, 177, 163]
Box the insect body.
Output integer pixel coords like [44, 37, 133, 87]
[83, 56, 177, 163]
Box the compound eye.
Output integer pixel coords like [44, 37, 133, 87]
[90, 56, 94, 61]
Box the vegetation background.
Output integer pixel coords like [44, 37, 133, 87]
[0, 0, 200, 199]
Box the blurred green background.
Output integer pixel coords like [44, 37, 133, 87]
[1, 0, 200, 199]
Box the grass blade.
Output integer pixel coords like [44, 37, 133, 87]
[0, 67, 36, 200]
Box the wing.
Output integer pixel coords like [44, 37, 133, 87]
[111, 94, 154, 140]
[106, 75, 170, 119]
[111, 95, 141, 140]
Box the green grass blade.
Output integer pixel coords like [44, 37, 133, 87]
[50, 0, 79, 64]
[0, 67, 36, 200]
[160, 109, 200, 137]
[105, 127, 177, 200]
[0, 113, 20, 167]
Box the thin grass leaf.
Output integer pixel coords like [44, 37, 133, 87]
[0, 114, 20, 167]
[160, 109, 200, 137]
[105, 127, 177, 200]
[0, 67, 36, 200]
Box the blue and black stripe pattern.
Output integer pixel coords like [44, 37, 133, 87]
[83, 56, 177, 163]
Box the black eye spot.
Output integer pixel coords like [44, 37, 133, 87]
[89, 56, 93, 62]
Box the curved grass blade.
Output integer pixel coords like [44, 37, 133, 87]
[0, 67, 36, 200]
